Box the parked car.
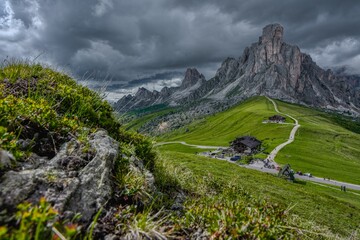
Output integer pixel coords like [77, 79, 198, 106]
[230, 156, 241, 161]
[304, 173, 312, 177]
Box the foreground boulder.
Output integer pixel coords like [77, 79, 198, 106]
[0, 130, 118, 223]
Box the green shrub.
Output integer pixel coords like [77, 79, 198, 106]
[0, 197, 80, 240]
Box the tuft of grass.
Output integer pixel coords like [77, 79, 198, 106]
[84, 208, 103, 240]
[122, 207, 170, 240]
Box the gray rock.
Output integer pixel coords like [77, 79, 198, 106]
[114, 23, 360, 117]
[180, 68, 205, 89]
[192, 228, 210, 240]
[0, 130, 119, 223]
[67, 130, 118, 221]
[170, 190, 186, 212]
[0, 149, 14, 171]
[17, 139, 34, 150]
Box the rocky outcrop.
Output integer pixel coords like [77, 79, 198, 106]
[180, 68, 205, 89]
[202, 23, 359, 114]
[115, 23, 360, 115]
[0, 130, 118, 223]
[0, 149, 14, 172]
[114, 68, 207, 111]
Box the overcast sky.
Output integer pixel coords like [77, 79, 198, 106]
[1, 0, 360, 101]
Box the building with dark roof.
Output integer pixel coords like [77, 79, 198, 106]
[268, 115, 286, 123]
[230, 136, 262, 154]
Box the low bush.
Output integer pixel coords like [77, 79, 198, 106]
[0, 197, 80, 240]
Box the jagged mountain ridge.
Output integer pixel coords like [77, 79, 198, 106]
[115, 23, 360, 115]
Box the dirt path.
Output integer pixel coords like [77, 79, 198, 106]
[265, 96, 300, 165]
[154, 141, 226, 149]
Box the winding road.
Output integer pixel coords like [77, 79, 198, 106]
[154, 97, 360, 191]
[264, 96, 300, 165]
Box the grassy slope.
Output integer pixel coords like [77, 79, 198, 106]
[0, 62, 158, 238]
[273, 100, 360, 184]
[159, 96, 360, 185]
[124, 107, 174, 131]
[160, 97, 293, 151]
[158, 147, 360, 237]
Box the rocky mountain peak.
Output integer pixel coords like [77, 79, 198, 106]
[136, 87, 150, 94]
[260, 23, 284, 44]
[181, 68, 205, 88]
[115, 23, 360, 115]
[135, 87, 154, 98]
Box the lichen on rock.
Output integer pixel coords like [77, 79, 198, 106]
[0, 130, 118, 224]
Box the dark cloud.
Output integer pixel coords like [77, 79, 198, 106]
[1, 0, 360, 100]
[126, 71, 183, 88]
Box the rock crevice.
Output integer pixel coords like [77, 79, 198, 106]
[0, 130, 118, 223]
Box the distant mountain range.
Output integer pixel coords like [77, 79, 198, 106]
[115, 23, 360, 115]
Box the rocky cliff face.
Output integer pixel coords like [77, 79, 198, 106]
[115, 23, 360, 115]
[180, 68, 205, 89]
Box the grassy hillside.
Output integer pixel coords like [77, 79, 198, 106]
[273, 100, 360, 185]
[156, 147, 360, 238]
[0, 61, 156, 239]
[160, 97, 293, 150]
[158, 96, 360, 184]
[123, 107, 175, 131]
[0, 61, 154, 165]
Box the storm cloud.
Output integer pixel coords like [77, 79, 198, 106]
[1, 0, 360, 100]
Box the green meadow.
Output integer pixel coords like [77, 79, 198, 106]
[159, 97, 293, 150]
[273, 100, 360, 185]
[157, 97, 360, 184]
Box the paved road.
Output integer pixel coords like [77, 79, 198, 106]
[265, 96, 301, 165]
[309, 182, 360, 196]
[244, 164, 360, 191]
[155, 141, 360, 191]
